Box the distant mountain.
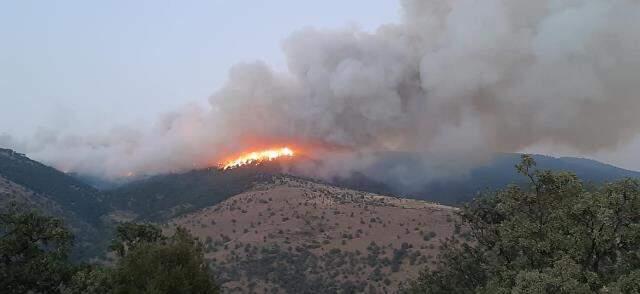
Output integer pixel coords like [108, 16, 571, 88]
[0, 148, 110, 258]
[101, 152, 640, 222]
[333, 153, 640, 205]
[67, 172, 128, 190]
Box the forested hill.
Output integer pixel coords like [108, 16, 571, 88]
[103, 163, 284, 221]
[4, 147, 639, 223]
[333, 153, 640, 205]
[0, 148, 107, 223]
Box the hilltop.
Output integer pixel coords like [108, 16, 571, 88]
[167, 176, 457, 293]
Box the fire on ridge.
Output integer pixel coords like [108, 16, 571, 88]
[221, 147, 294, 170]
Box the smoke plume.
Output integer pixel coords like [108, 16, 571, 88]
[4, 0, 640, 181]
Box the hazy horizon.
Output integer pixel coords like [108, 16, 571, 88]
[2, 0, 640, 177]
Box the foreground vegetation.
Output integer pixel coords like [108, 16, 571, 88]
[0, 212, 218, 294]
[407, 155, 640, 293]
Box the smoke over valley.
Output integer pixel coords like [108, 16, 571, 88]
[3, 0, 640, 186]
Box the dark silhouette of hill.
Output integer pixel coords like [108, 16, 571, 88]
[333, 153, 640, 205]
[0, 148, 107, 223]
[0, 148, 110, 258]
[101, 152, 640, 223]
[104, 162, 287, 221]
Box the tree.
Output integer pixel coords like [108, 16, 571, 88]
[109, 222, 164, 257]
[110, 224, 219, 294]
[406, 155, 640, 293]
[1, 212, 218, 293]
[0, 209, 74, 293]
[61, 265, 113, 294]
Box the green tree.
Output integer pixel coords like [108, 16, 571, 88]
[0, 211, 218, 293]
[110, 224, 219, 294]
[406, 155, 640, 294]
[62, 265, 113, 294]
[109, 222, 164, 257]
[0, 209, 74, 293]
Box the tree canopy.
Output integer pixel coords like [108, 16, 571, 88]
[407, 155, 640, 293]
[109, 224, 218, 294]
[0, 212, 218, 293]
[0, 209, 74, 293]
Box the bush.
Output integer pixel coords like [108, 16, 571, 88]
[0, 214, 219, 294]
[0, 210, 74, 294]
[110, 226, 219, 293]
[406, 155, 640, 294]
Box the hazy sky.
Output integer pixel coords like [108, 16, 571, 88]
[0, 0, 399, 135]
[2, 0, 640, 171]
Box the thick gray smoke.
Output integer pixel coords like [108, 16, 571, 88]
[4, 0, 640, 180]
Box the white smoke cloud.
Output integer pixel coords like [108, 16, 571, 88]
[4, 0, 640, 180]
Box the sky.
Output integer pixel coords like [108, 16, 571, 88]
[1, 0, 640, 172]
[0, 0, 399, 134]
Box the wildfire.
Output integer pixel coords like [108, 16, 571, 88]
[222, 147, 294, 170]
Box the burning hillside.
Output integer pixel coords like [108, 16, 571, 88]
[221, 147, 295, 170]
[8, 0, 640, 183]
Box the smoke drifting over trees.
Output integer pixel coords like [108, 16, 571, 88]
[4, 0, 640, 179]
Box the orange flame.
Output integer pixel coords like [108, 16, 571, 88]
[222, 147, 294, 170]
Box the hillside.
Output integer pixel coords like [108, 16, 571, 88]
[0, 149, 109, 258]
[4, 148, 639, 266]
[0, 175, 106, 259]
[0, 148, 107, 223]
[106, 153, 640, 221]
[104, 163, 285, 221]
[333, 153, 640, 204]
[167, 176, 457, 293]
[0, 175, 64, 215]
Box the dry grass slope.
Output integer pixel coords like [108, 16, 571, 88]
[169, 176, 457, 293]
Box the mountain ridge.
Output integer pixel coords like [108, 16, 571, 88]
[0, 148, 107, 223]
[100, 152, 640, 219]
[332, 152, 640, 204]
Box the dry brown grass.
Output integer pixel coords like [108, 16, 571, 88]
[169, 176, 458, 293]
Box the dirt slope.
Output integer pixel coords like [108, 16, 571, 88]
[169, 176, 457, 293]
